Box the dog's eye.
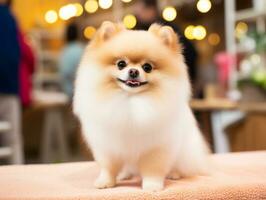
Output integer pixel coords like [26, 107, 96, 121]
[142, 63, 153, 73]
[117, 60, 127, 70]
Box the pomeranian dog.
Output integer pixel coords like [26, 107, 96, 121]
[73, 21, 209, 191]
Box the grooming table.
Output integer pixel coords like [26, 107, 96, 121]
[0, 152, 266, 200]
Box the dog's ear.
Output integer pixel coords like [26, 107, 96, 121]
[94, 21, 124, 43]
[149, 23, 180, 51]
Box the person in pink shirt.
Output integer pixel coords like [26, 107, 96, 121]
[18, 31, 35, 107]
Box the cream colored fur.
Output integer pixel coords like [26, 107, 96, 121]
[73, 21, 209, 191]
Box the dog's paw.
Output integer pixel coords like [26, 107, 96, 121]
[166, 170, 181, 180]
[94, 171, 115, 189]
[142, 177, 164, 192]
[94, 176, 115, 189]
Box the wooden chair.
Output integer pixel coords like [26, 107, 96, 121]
[0, 121, 23, 164]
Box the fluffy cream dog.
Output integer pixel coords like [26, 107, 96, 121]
[73, 21, 209, 191]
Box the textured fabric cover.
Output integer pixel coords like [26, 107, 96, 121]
[0, 151, 266, 200]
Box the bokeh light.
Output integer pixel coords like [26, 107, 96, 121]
[193, 25, 207, 40]
[235, 22, 248, 39]
[123, 14, 137, 29]
[84, 26, 97, 39]
[59, 4, 76, 20]
[99, 0, 113, 9]
[74, 3, 83, 16]
[184, 25, 207, 40]
[208, 33, 220, 45]
[184, 25, 195, 40]
[197, 0, 212, 13]
[250, 54, 261, 65]
[251, 70, 266, 84]
[121, 0, 132, 2]
[162, 6, 177, 22]
[45, 10, 58, 24]
[85, 0, 98, 13]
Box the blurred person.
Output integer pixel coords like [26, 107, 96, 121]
[18, 31, 35, 107]
[0, 0, 20, 95]
[0, 0, 24, 163]
[59, 22, 84, 98]
[134, 0, 199, 96]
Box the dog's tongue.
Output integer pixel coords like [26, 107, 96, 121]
[126, 80, 140, 86]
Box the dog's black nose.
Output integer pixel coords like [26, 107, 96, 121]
[129, 69, 139, 79]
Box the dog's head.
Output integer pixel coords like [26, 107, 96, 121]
[83, 21, 187, 95]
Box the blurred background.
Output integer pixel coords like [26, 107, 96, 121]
[0, 0, 266, 165]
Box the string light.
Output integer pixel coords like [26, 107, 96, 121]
[162, 6, 177, 22]
[193, 25, 207, 40]
[85, 0, 98, 13]
[84, 26, 96, 39]
[184, 25, 207, 40]
[123, 14, 137, 29]
[59, 4, 76, 20]
[99, 0, 113, 9]
[74, 3, 83, 16]
[208, 33, 220, 45]
[235, 22, 248, 39]
[45, 10, 58, 24]
[197, 0, 212, 13]
[184, 25, 195, 40]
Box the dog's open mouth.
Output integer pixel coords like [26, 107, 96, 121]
[117, 78, 148, 88]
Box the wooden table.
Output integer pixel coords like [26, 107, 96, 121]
[191, 98, 266, 112]
[190, 98, 266, 153]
